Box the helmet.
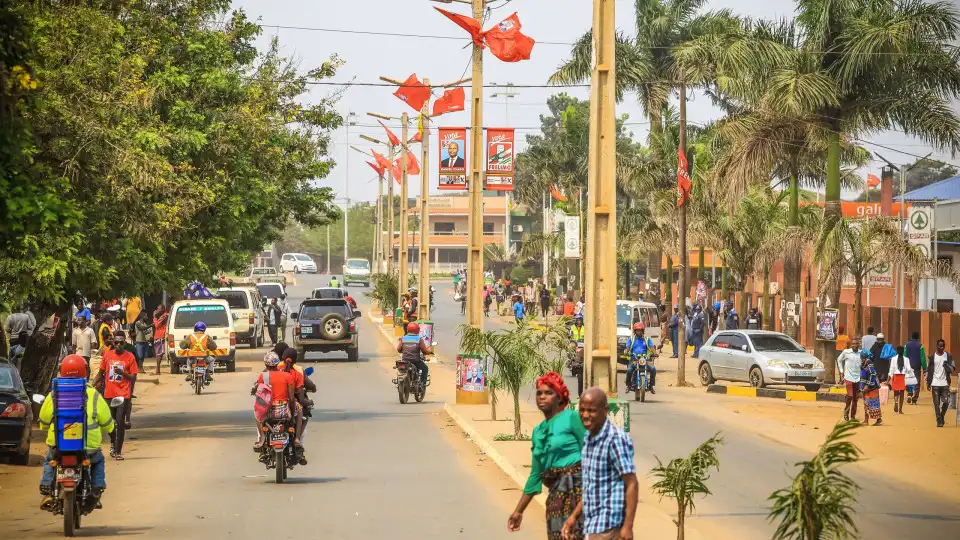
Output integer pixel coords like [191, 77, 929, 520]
[632, 322, 645, 331]
[573, 314, 583, 321]
[59, 355, 88, 378]
[194, 321, 206, 333]
[406, 322, 420, 334]
[263, 352, 281, 367]
[859, 350, 873, 359]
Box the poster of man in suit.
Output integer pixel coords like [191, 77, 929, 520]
[438, 127, 467, 190]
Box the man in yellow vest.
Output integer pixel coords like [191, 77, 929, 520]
[179, 321, 217, 384]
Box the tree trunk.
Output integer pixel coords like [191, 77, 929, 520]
[698, 247, 705, 281]
[721, 264, 729, 302]
[646, 250, 662, 303]
[677, 503, 685, 540]
[819, 130, 843, 384]
[854, 276, 864, 337]
[782, 172, 802, 340]
[490, 389, 498, 421]
[665, 256, 673, 308]
[19, 302, 71, 393]
[762, 268, 772, 330]
[513, 390, 522, 439]
[624, 261, 631, 299]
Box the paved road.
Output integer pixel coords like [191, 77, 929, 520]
[0, 274, 542, 539]
[396, 280, 960, 540]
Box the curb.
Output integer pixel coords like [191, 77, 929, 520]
[443, 402, 547, 508]
[706, 384, 845, 402]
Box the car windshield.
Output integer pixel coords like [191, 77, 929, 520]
[216, 291, 248, 309]
[295, 254, 312, 261]
[313, 289, 344, 299]
[750, 335, 805, 352]
[300, 303, 350, 320]
[256, 284, 283, 298]
[0, 366, 21, 393]
[173, 305, 229, 329]
[346, 260, 369, 269]
[616, 305, 633, 327]
[252, 268, 276, 275]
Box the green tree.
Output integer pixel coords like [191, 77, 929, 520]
[650, 433, 724, 540]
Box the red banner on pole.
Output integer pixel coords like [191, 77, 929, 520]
[485, 127, 514, 191]
[438, 127, 468, 191]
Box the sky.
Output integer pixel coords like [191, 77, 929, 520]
[234, 0, 960, 205]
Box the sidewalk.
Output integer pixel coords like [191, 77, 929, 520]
[366, 308, 707, 540]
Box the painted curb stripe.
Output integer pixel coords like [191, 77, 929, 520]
[706, 384, 846, 403]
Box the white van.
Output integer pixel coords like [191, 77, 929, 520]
[215, 286, 264, 348]
[616, 300, 662, 365]
[165, 299, 237, 373]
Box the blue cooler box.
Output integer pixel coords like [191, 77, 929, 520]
[52, 377, 87, 452]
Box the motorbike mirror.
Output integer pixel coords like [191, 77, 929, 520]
[109, 396, 126, 408]
[304, 366, 315, 376]
[32, 393, 45, 405]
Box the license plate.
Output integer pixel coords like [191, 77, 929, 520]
[301, 327, 313, 334]
[270, 433, 288, 443]
[796, 371, 812, 377]
[57, 468, 77, 481]
[195, 367, 206, 373]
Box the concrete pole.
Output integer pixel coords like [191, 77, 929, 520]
[583, 0, 617, 395]
[387, 142, 395, 276]
[466, 0, 485, 329]
[375, 171, 383, 273]
[418, 81, 432, 320]
[677, 84, 689, 387]
[326, 224, 331, 273]
[933, 198, 939, 309]
[399, 113, 410, 303]
[899, 165, 907, 310]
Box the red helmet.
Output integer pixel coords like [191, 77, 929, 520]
[59, 354, 88, 378]
[406, 322, 420, 334]
[632, 322, 645, 331]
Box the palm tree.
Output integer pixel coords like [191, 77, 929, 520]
[768, 420, 862, 540]
[651, 432, 724, 540]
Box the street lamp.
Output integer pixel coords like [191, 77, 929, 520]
[344, 111, 357, 271]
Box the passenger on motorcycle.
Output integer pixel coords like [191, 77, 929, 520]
[396, 322, 432, 388]
[252, 352, 300, 449]
[624, 322, 658, 394]
[179, 321, 216, 383]
[280, 347, 316, 463]
[38, 355, 115, 507]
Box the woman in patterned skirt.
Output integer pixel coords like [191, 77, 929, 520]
[508, 371, 585, 539]
[860, 350, 883, 426]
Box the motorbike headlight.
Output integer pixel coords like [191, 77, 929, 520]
[767, 359, 788, 369]
[813, 359, 824, 369]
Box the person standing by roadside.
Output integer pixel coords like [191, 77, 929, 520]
[724, 301, 739, 330]
[278, 294, 291, 342]
[870, 333, 893, 383]
[860, 350, 883, 426]
[667, 306, 679, 359]
[512, 294, 526, 325]
[904, 332, 924, 405]
[509, 372, 585, 539]
[888, 345, 916, 414]
[563, 388, 638, 540]
[5, 307, 36, 345]
[152, 305, 168, 375]
[97, 313, 114, 354]
[93, 331, 138, 459]
[525, 283, 536, 318]
[745, 307, 762, 330]
[838, 338, 861, 421]
[123, 296, 142, 333]
[926, 339, 955, 428]
[540, 285, 552, 321]
[861, 326, 877, 355]
[70, 317, 98, 379]
[75, 300, 92, 324]
[690, 305, 705, 358]
[265, 298, 282, 346]
[134, 311, 153, 372]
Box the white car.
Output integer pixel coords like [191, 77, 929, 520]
[165, 299, 237, 373]
[215, 286, 265, 348]
[697, 330, 825, 391]
[343, 258, 371, 286]
[616, 300, 662, 364]
[279, 253, 317, 274]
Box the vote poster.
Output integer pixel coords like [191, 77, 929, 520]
[485, 128, 515, 191]
[438, 127, 467, 191]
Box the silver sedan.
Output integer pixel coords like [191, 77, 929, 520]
[697, 330, 825, 391]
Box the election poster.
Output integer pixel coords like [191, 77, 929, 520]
[485, 128, 515, 191]
[438, 127, 467, 191]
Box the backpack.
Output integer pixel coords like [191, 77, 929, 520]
[253, 372, 274, 423]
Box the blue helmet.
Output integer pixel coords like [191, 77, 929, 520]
[263, 351, 281, 367]
[713, 301, 722, 312]
[194, 321, 206, 333]
[859, 349, 873, 359]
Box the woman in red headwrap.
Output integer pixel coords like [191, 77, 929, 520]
[507, 371, 585, 539]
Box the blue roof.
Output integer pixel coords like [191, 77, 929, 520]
[896, 174, 960, 201]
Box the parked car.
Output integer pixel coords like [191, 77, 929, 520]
[343, 258, 371, 286]
[616, 300, 662, 364]
[0, 358, 33, 465]
[247, 266, 287, 286]
[215, 286, 265, 348]
[165, 299, 237, 373]
[279, 253, 318, 274]
[312, 287, 344, 300]
[292, 298, 360, 362]
[255, 282, 285, 303]
[697, 330, 824, 391]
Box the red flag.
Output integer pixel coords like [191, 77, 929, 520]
[366, 161, 384, 177]
[482, 13, 535, 62]
[434, 7, 484, 47]
[393, 73, 431, 113]
[409, 131, 422, 144]
[550, 185, 568, 202]
[407, 152, 421, 175]
[372, 150, 391, 171]
[867, 173, 881, 188]
[432, 87, 466, 116]
[677, 146, 692, 208]
[391, 162, 402, 185]
[378, 120, 400, 146]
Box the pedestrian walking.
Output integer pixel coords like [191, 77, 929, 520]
[563, 388, 638, 540]
[5, 306, 36, 343]
[152, 305, 168, 375]
[133, 311, 153, 371]
[460, 289, 467, 315]
[70, 317, 98, 379]
[860, 350, 883, 426]
[93, 331, 138, 459]
[563, 296, 576, 318]
[838, 338, 861, 421]
[691, 305, 705, 358]
[265, 298, 282, 346]
[871, 333, 895, 383]
[509, 372, 585, 539]
[513, 294, 526, 325]
[926, 339, 955, 428]
[745, 307, 761, 330]
[861, 326, 877, 354]
[904, 331, 924, 404]
[279, 294, 291, 342]
[668, 306, 679, 358]
[888, 346, 916, 414]
[540, 285, 552, 321]
[123, 296, 142, 333]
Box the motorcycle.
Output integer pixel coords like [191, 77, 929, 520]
[566, 341, 584, 396]
[626, 353, 652, 403]
[184, 355, 213, 395]
[393, 354, 430, 404]
[34, 394, 123, 536]
[258, 368, 313, 484]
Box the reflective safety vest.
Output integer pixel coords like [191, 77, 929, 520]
[185, 333, 210, 357]
[571, 325, 585, 342]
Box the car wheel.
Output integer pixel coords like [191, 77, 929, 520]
[749, 366, 765, 389]
[347, 345, 359, 362]
[698, 362, 715, 386]
[294, 266, 300, 274]
[804, 384, 821, 392]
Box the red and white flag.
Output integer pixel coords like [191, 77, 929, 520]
[677, 147, 692, 208]
[867, 173, 881, 188]
[393, 73, 431, 113]
[432, 87, 466, 116]
[484, 13, 535, 63]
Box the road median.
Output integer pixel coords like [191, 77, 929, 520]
[706, 384, 845, 402]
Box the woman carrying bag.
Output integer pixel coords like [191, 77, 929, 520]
[888, 345, 917, 414]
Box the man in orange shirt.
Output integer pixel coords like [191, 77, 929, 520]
[252, 353, 300, 450]
[563, 296, 576, 318]
[94, 331, 139, 460]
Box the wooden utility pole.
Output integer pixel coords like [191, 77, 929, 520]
[584, 0, 617, 395]
[418, 80, 432, 320]
[677, 83, 689, 386]
[466, 0, 485, 329]
[375, 171, 383, 273]
[387, 142, 396, 276]
[399, 112, 410, 301]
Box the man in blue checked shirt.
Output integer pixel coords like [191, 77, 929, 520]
[562, 388, 638, 540]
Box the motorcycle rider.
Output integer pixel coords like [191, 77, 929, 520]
[280, 347, 316, 464]
[396, 322, 432, 389]
[624, 322, 658, 394]
[179, 321, 216, 384]
[568, 315, 586, 394]
[38, 355, 115, 509]
[252, 352, 300, 450]
[407, 288, 420, 322]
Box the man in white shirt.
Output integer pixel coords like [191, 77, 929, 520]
[278, 294, 291, 342]
[926, 339, 955, 427]
[70, 317, 98, 379]
[860, 327, 877, 355]
[837, 337, 862, 421]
